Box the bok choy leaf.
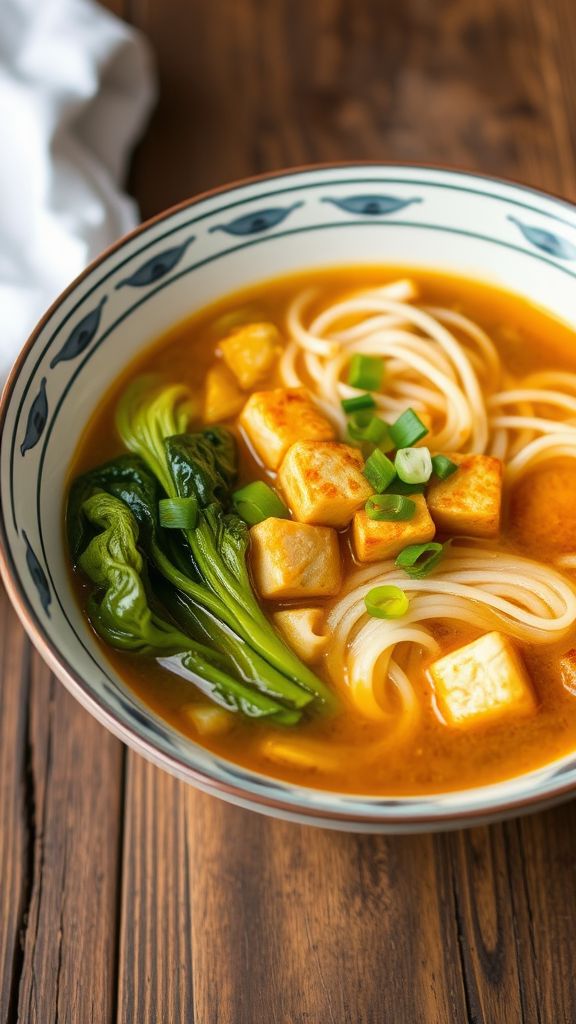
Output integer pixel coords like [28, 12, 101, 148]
[78, 492, 299, 722]
[67, 379, 337, 722]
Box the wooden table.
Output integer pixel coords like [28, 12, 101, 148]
[2, 1, 576, 1020]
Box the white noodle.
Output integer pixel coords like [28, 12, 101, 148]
[326, 546, 576, 723]
[281, 281, 495, 453]
[273, 279, 576, 736]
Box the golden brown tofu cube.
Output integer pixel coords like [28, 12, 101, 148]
[240, 388, 336, 470]
[272, 608, 329, 662]
[428, 631, 536, 728]
[220, 322, 282, 389]
[182, 704, 233, 736]
[278, 441, 373, 528]
[352, 494, 436, 562]
[427, 453, 503, 538]
[260, 737, 340, 772]
[250, 518, 341, 599]
[204, 364, 245, 423]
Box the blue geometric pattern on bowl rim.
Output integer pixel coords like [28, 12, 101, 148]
[3, 165, 576, 828]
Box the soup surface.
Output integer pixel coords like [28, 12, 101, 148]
[67, 267, 576, 795]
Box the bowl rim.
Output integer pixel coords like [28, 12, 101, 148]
[3, 159, 576, 828]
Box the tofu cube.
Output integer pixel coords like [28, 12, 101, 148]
[352, 494, 436, 562]
[278, 441, 373, 527]
[204, 364, 245, 423]
[273, 608, 329, 663]
[240, 388, 335, 470]
[182, 703, 233, 736]
[428, 631, 536, 728]
[427, 453, 503, 538]
[250, 518, 341, 599]
[220, 322, 282, 389]
[261, 737, 340, 772]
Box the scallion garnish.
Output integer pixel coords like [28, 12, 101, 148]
[341, 393, 376, 414]
[347, 354, 385, 391]
[431, 454, 458, 480]
[365, 494, 416, 521]
[363, 449, 396, 492]
[395, 541, 445, 578]
[387, 479, 426, 495]
[395, 446, 433, 485]
[388, 408, 429, 447]
[365, 585, 409, 619]
[363, 418, 391, 445]
[159, 496, 199, 529]
[232, 481, 289, 526]
[348, 412, 392, 447]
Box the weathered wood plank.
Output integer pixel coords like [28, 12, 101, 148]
[117, 757, 194, 1024]
[0, 590, 30, 1024]
[128, 0, 576, 217]
[3, 0, 576, 1019]
[118, 0, 576, 1020]
[187, 793, 468, 1023]
[118, 770, 470, 1023]
[13, 647, 124, 1024]
[0, 584, 124, 1024]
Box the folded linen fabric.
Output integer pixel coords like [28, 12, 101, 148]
[0, 0, 156, 383]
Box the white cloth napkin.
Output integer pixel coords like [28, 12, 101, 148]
[0, 0, 156, 383]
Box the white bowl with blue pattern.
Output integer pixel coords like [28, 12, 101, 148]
[2, 164, 576, 832]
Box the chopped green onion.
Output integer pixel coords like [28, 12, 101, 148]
[388, 408, 429, 448]
[432, 454, 458, 480]
[395, 446, 433, 485]
[387, 479, 426, 495]
[365, 585, 409, 619]
[395, 542, 445, 578]
[347, 354, 385, 391]
[348, 412, 392, 447]
[364, 419, 392, 446]
[341, 393, 376, 414]
[365, 494, 416, 521]
[347, 409, 371, 438]
[232, 481, 289, 526]
[159, 496, 199, 529]
[363, 450, 396, 492]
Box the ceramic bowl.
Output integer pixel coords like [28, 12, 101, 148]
[2, 164, 576, 832]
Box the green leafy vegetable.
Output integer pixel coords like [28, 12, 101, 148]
[78, 492, 298, 722]
[157, 579, 311, 709]
[68, 378, 336, 724]
[115, 377, 197, 495]
[159, 496, 198, 529]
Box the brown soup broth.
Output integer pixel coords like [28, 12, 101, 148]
[67, 268, 576, 795]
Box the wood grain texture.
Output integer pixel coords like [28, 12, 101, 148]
[0, 590, 124, 1024]
[128, 0, 576, 215]
[2, 0, 576, 1020]
[0, 590, 29, 1023]
[117, 757, 194, 1023]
